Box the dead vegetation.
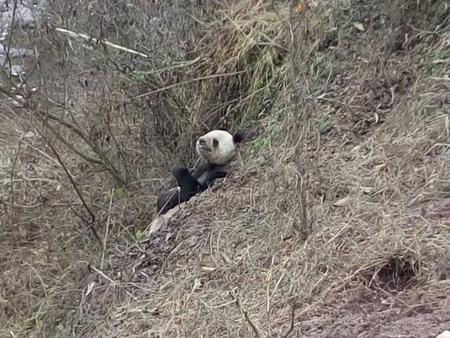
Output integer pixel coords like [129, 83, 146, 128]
[1, 0, 450, 337]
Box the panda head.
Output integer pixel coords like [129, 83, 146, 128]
[195, 129, 244, 165]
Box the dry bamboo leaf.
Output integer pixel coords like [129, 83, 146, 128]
[333, 196, 352, 207]
[353, 22, 365, 32]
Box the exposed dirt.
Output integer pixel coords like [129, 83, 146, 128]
[296, 287, 450, 338]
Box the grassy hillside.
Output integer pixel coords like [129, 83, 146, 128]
[1, 0, 449, 337]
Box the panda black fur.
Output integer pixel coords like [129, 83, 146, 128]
[156, 167, 200, 215]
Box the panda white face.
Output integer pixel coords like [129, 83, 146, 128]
[196, 130, 237, 165]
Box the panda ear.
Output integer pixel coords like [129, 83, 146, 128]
[233, 130, 245, 144]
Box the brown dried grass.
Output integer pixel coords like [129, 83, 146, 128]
[1, 0, 450, 337]
[70, 1, 450, 337]
[84, 88, 450, 336]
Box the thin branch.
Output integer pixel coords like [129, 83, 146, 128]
[34, 123, 100, 242]
[230, 289, 265, 338]
[104, 112, 129, 181]
[47, 120, 126, 186]
[287, 0, 310, 237]
[9, 131, 26, 226]
[133, 70, 245, 99]
[43, 119, 104, 166]
[37, 109, 90, 144]
[65, 202, 101, 244]
[34, 109, 126, 186]
[55, 27, 149, 58]
[141, 56, 201, 75]
[101, 189, 114, 269]
[47, 140, 94, 222]
[281, 301, 298, 338]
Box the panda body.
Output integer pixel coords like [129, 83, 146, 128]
[155, 129, 244, 216]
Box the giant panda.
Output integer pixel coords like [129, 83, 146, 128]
[156, 129, 244, 215]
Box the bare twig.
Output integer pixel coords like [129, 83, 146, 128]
[104, 113, 129, 181]
[287, 0, 310, 237]
[133, 71, 245, 99]
[101, 189, 115, 269]
[230, 289, 265, 338]
[34, 123, 101, 243]
[90, 265, 118, 285]
[37, 110, 126, 187]
[281, 300, 298, 338]
[55, 27, 149, 58]
[141, 56, 201, 75]
[38, 109, 91, 145]
[294, 171, 310, 237]
[9, 131, 26, 226]
[42, 119, 104, 166]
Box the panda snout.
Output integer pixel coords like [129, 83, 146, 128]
[197, 137, 212, 152]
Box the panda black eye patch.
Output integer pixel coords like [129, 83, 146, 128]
[213, 138, 219, 147]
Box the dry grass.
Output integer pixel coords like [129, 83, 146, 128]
[71, 1, 450, 337]
[1, 0, 450, 337]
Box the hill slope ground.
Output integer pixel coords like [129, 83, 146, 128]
[1, 0, 450, 337]
[84, 1, 450, 337]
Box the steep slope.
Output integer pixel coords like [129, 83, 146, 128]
[2, 0, 449, 337]
[76, 1, 450, 337]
